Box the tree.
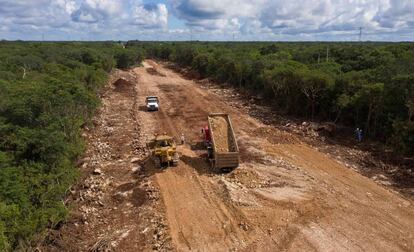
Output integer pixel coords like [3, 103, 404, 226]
[0, 222, 9, 251]
[391, 120, 414, 155]
[406, 91, 414, 122]
[352, 82, 384, 136]
[262, 62, 307, 114]
[334, 94, 350, 123]
[101, 56, 114, 73]
[192, 53, 211, 77]
[260, 44, 280, 55]
[115, 51, 135, 69]
[301, 70, 334, 119]
[81, 51, 96, 65]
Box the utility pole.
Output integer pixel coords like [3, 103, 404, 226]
[42, 33, 45, 41]
[326, 46, 329, 62]
[359, 27, 363, 42]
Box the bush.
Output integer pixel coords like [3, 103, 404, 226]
[0, 220, 10, 251]
[115, 49, 144, 69]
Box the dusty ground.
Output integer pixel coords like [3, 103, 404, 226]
[47, 60, 414, 251]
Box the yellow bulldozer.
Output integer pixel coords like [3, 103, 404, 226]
[147, 134, 179, 168]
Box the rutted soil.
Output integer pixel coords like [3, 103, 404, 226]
[47, 60, 414, 251]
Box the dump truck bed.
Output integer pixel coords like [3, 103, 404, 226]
[207, 113, 239, 170]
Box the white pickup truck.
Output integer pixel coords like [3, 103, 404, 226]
[146, 96, 159, 111]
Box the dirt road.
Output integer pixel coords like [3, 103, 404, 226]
[133, 60, 414, 251]
[51, 60, 414, 251]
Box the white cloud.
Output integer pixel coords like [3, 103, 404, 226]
[0, 0, 169, 40]
[0, 0, 413, 40]
[170, 0, 414, 39]
[0, 0, 76, 28]
[374, 0, 414, 29]
[71, 0, 124, 23]
[131, 3, 168, 29]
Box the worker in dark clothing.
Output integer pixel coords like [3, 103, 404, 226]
[355, 128, 363, 142]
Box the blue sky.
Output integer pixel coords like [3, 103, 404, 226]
[0, 0, 413, 41]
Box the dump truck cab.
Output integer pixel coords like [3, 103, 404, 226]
[201, 125, 211, 146]
[201, 125, 214, 159]
[146, 96, 159, 111]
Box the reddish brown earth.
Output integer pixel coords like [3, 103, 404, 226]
[210, 116, 233, 153]
[46, 60, 414, 251]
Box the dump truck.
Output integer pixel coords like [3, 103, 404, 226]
[147, 134, 179, 168]
[205, 113, 239, 171]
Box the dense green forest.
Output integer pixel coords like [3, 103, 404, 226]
[0, 41, 143, 250]
[130, 41, 414, 155]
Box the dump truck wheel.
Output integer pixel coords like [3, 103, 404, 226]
[220, 167, 231, 173]
[210, 159, 215, 170]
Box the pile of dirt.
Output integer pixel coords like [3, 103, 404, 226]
[210, 116, 236, 153]
[167, 64, 201, 80]
[226, 168, 272, 189]
[197, 78, 211, 86]
[253, 127, 299, 144]
[146, 67, 166, 77]
[113, 78, 134, 93]
[131, 187, 147, 207]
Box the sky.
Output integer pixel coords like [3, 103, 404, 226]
[0, 0, 413, 41]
